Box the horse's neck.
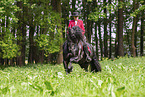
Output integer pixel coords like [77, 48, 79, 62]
[68, 42, 77, 49]
[68, 40, 83, 51]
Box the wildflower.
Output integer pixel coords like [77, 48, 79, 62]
[57, 72, 64, 78]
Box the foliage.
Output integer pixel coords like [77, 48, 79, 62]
[0, 57, 145, 96]
[0, 33, 20, 59]
[0, 0, 19, 22]
[89, 0, 145, 21]
[0, 0, 20, 59]
[130, 4, 145, 17]
[35, 32, 62, 56]
[0, 0, 63, 61]
[35, 11, 63, 56]
[88, 1, 118, 21]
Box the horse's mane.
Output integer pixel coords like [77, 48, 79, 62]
[68, 26, 83, 42]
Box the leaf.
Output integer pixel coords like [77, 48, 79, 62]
[44, 81, 55, 96]
[0, 86, 10, 94]
[29, 84, 39, 91]
[44, 81, 53, 91]
[98, 80, 103, 87]
[87, 0, 92, 2]
[117, 86, 125, 91]
[29, 84, 43, 94]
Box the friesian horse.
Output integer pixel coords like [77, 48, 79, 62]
[63, 26, 101, 74]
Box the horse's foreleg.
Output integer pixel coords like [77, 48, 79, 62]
[74, 50, 84, 62]
[63, 60, 73, 74]
[63, 60, 69, 74]
[77, 45, 82, 61]
[69, 49, 83, 63]
[66, 53, 72, 59]
[68, 61, 73, 73]
[70, 56, 79, 62]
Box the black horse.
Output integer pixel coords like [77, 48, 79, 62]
[63, 26, 101, 74]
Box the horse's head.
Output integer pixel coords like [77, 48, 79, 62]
[68, 27, 77, 41]
[68, 26, 83, 43]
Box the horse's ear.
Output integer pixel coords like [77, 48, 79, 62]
[77, 26, 83, 32]
[75, 26, 83, 32]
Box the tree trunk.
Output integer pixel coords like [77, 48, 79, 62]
[134, 21, 138, 56]
[98, 21, 103, 60]
[131, 0, 138, 57]
[103, 0, 108, 57]
[22, 5, 26, 65]
[11, 26, 16, 66]
[134, 2, 139, 56]
[33, 25, 40, 64]
[118, 0, 124, 57]
[109, 16, 112, 59]
[83, 0, 87, 32]
[52, 0, 63, 64]
[72, 0, 76, 13]
[16, 1, 26, 66]
[140, 3, 145, 56]
[62, 0, 69, 38]
[86, 2, 92, 43]
[95, 23, 99, 60]
[57, 0, 63, 64]
[109, 0, 112, 59]
[0, 17, 5, 65]
[39, 50, 44, 64]
[92, 0, 98, 59]
[28, 23, 35, 64]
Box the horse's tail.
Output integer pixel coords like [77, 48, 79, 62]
[91, 55, 101, 72]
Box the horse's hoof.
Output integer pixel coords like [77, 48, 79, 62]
[68, 66, 73, 73]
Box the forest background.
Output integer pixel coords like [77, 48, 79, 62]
[0, 0, 145, 66]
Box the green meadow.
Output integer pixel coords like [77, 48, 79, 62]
[0, 57, 145, 97]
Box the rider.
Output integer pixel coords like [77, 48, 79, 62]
[67, 12, 91, 62]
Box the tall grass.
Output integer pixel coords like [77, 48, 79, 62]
[0, 57, 145, 97]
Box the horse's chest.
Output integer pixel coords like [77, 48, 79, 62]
[69, 43, 79, 55]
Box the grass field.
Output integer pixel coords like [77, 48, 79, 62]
[0, 57, 145, 97]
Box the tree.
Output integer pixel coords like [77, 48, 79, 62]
[117, 0, 124, 56]
[51, 0, 63, 64]
[16, 1, 26, 66]
[93, 0, 99, 59]
[0, 0, 20, 65]
[103, 0, 108, 57]
[140, 1, 145, 56]
[109, 0, 112, 59]
[131, 0, 138, 57]
[98, 21, 103, 60]
[72, 0, 77, 13]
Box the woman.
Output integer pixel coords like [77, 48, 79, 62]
[68, 12, 85, 36]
